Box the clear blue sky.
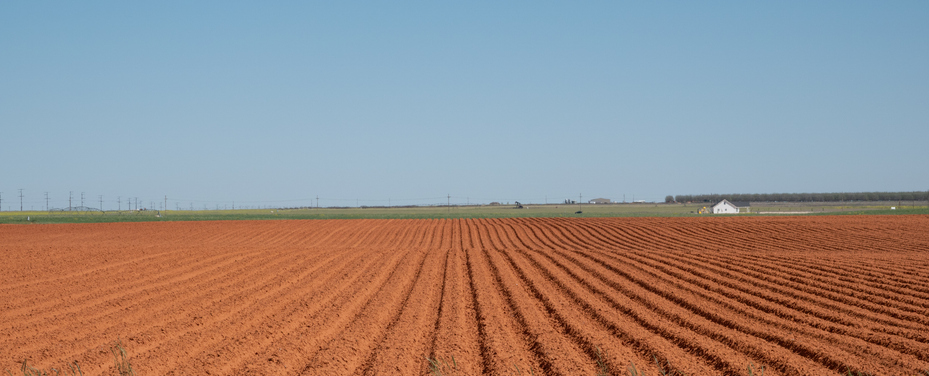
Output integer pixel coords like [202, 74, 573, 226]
[2, 2, 927, 210]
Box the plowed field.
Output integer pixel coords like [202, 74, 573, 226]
[2, 216, 928, 375]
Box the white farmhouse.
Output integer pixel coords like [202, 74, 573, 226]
[712, 199, 751, 214]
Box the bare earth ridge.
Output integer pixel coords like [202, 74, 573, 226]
[1, 216, 928, 375]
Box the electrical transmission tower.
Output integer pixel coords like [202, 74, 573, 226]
[19, 189, 24, 211]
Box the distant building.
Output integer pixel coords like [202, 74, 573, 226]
[712, 200, 751, 214]
[588, 198, 611, 204]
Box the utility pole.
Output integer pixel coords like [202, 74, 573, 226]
[69, 191, 73, 211]
[164, 196, 167, 213]
[81, 192, 84, 209]
[579, 193, 582, 213]
[118, 197, 121, 211]
[19, 189, 24, 211]
[45, 192, 49, 211]
[316, 195, 319, 209]
[99, 195, 103, 212]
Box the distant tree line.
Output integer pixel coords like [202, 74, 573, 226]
[671, 191, 929, 203]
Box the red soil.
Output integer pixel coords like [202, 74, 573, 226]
[2, 216, 928, 375]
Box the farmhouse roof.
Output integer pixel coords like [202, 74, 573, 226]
[713, 200, 751, 208]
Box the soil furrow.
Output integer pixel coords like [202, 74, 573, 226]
[3, 216, 928, 375]
[248, 247, 413, 375]
[469, 220, 552, 375]
[685, 251, 929, 330]
[356, 245, 446, 375]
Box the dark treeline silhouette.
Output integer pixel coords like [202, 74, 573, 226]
[672, 191, 929, 203]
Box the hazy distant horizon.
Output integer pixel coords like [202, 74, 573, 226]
[2, 189, 927, 212]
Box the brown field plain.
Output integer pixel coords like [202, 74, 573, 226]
[2, 216, 928, 375]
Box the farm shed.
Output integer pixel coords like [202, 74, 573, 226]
[589, 198, 611, 204]
[712, 200, 751, 214]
